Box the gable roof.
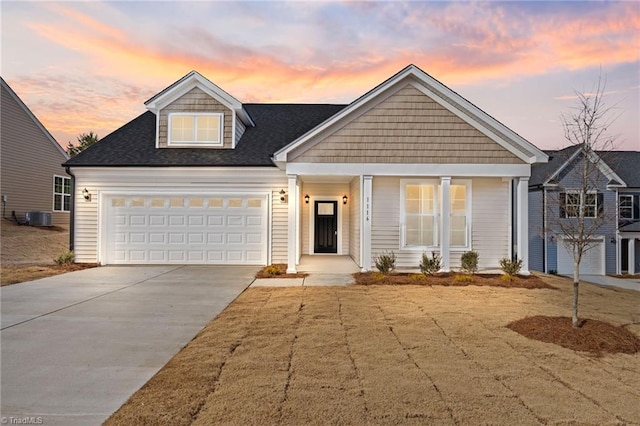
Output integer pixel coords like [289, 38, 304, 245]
[529, 145, 639, 188]
[273, 64, 548, 165]
[63, 104, 346, 167]
[0, 77, 68, 159]
[145, 71, 255, 127]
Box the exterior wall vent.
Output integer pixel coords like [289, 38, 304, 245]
[25, 211, 52, 227]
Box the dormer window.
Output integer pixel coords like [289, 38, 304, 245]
[168, 113, 223, 147]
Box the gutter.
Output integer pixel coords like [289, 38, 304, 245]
[65, 166, 75, 252]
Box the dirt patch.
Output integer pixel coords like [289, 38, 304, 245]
[1, 263, 98, 286]
[354, 271, 555, 289]
[255, 263, 307, 279]
[105, 276, 640, 425]
[1, 219, 69, 265]
[508, 315, 640, 356]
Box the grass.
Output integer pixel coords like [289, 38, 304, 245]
[1, 263, 98, 286]
[105, 275, 640, 425]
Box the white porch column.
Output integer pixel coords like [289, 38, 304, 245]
[362, 176, 373, 271]
[628, 238, 635, 275]
[440, 177, 451, 272]
[517, 177, 530, 275]
[286, 174, 298, 273]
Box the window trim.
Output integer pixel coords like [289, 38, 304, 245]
[167, 112, 224, 147]
[400, 179, 471, 251]
[53, 175, 71, 212]
[619, 194, 634, 219]
[560, 190, 598, 219]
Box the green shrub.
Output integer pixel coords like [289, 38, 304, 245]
[264, 264, 282, 276]
[499, 258, 523, 277]
[549, 269, 558, 275]
[374, 251, 396, 274]
[454, 274, 473, 283]
[54, 250, 75, 265]
[420, 251, 441, 276]
[460, 251, 479, 274]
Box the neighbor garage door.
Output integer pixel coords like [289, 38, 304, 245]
[103, 194, 268, 265]
[557, 238, 605, 275]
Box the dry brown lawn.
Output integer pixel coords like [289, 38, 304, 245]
[0, 219, 96, 285]
[106, 275, 640, 426]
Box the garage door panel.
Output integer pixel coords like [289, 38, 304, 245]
[149, 216, 165, 226]
[557, 239, 604, 275]
[106, 194, 268, 265]
[208, 216, 223, 226]
[227, 216, 244, 226]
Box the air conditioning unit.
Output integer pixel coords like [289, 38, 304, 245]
[25, 211, 52, 227]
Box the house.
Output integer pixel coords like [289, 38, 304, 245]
[63, 64, 547, 273]
[1, 77, 70, 226]
[529, 146, 640, 275]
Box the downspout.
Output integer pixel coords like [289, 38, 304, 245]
[65, 166, 75, 252]
[511, 179, 517, 260]
[542, 187, 547, 273]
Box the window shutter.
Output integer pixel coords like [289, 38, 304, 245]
[634, 195, 640, 220]
[559, 192, 566, 218]
[597, 193, 604, 217]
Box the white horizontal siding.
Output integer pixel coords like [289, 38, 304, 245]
[300, 182, 350, 255]
[72, 167, 287, 264]
[471, 178, 510, 268]
[371, 176, 510, 270]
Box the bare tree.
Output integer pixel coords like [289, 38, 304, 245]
[547, 75, 618, 328]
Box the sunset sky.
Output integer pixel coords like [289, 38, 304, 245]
[2, 1, 639, 151]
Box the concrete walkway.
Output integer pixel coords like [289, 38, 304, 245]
[579, 274, 640, 291]
[252, 255, 359, 287]
[1, 265, 256, 425]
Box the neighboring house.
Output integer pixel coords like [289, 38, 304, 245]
[1, 77, 70, 227]
[64, 64, 547, 272]
[529, 146, 640, 275]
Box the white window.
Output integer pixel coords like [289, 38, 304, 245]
[168, 113, 223, 146]
[405, 184, 437, 246]
[561, 191, 598, 218]
[53, 175, 71, 212]
[401, 180, 470, 249]
[619, 195, 633, 219]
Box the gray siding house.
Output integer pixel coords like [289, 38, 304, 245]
[64, 65, 548, 272]
[529, 146, 640, 275]
[1, 78, 70, 226]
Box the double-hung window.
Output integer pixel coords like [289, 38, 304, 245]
[401, 180, 470, 249]
[619, 195, 633, 219]
[560, 191, 599, 218]
[53, 175, 71, 212]
[405, 184, 437, 246]
[168, 113, 223, 146]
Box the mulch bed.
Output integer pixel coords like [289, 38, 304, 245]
[255, 263, 308, 279]
[354, 272, 556, 289]
[508, 315, 640, 355]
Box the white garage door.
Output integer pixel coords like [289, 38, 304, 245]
[557, 238, 605, 275]
[104, 194, 268, 265]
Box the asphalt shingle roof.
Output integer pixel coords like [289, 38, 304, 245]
[530, 146, 640, 189]
[63, 104, 347, 167]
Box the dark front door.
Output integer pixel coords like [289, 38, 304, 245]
[314, 201, 338, 253]
[621, 239, 629, 272]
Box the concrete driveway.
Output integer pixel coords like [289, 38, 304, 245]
[1, 265, 256, 425]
